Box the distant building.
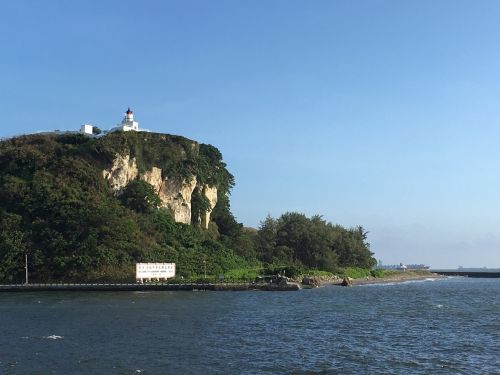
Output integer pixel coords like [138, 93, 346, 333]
[110, 107, 140, 132]
[378, 263, 429, 271]
[80, 124, 94, 135]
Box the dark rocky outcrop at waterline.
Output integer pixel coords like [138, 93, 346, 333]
[301, 277, 321, 288]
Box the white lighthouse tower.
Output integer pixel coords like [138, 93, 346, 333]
[115, 107, 139, 132]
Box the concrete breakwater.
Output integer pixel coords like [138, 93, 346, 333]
[431, 270, 500, 278]
[0, 282, 301, 292]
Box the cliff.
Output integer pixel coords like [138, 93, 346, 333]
[100, 134, 222, 227]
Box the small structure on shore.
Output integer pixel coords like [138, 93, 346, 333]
[136, 263, 175, 283]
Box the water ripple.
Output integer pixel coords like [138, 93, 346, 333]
[0, 278, 499, 374]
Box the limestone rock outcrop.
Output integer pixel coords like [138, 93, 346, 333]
[159, 175, 197, 224]
[102, 154, 138, 192]
[201, 185, 218, 229]
[103, 154, 216, 227]
[141, 167, 163, 193]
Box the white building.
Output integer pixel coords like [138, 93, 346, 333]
[80, 124, 94, 135]
[136, 263, 176, 283]
[111, 107, 140, 132]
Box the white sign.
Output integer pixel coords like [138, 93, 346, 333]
[136, 263, 176, 282]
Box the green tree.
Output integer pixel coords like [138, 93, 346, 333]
[119, 180, 161, 213]
[256, 212, 375, 271]
[0, 211, 28, 282]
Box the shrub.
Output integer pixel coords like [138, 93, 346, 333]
[370, 269, 387, 278]
[338, 267, 372, 279]
[223, 268, 260, 282]
[262, 264, 304, 278]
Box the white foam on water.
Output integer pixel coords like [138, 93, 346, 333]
[44, 335, 63, 340]
[361, 277, 444, 287]
[399, 279, 430, 285]
[361, 282, 397, 287]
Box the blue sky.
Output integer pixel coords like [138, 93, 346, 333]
[2, 0, 500, 268]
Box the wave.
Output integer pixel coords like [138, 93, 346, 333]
[361, 278, 443, 287]
[44, 335, 64, 340]
[361, 282, 397, 287]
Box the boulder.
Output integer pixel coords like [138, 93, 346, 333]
[301, 276, 321, 287]
[341, 277, 352, 287]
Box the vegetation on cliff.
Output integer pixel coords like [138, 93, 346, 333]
[0, 132, 376, 283]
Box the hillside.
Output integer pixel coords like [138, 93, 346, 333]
[0, 131, 376, 283]
[0, 132, 242, 282]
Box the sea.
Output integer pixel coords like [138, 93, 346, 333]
[0, 277, 499, 375]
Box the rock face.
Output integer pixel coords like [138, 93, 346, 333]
[102, 154, 138, 191]
[103, 154, 215, 227]
[201, 185, 218, 229]
[159, 175, 197, 224]
[141, 167, 163, 193]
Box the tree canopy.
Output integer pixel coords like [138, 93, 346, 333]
[255, 213, 376, 271]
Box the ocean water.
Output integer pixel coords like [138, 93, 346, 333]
[0, 277, 499, 374]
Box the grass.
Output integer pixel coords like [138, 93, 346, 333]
[335, 267, 391, 279]
[162, 268, 260, 283]
[302, 270, 334, 277]
[335, 267, 371, 279]
[223, 268, 260, 282]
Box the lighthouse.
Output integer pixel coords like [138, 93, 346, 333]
[115, 107, 140, 132]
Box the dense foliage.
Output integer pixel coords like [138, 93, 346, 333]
[255, 213, 376, 273]
[0, 133, 241, 282]
[0, 132, 376, 283]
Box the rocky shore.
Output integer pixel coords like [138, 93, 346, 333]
[299, 271, 443, 288]
[348, 271, 444, 286]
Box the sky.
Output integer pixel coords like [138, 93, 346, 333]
[1, 0, 500, 268]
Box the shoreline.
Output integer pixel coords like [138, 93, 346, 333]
[331, 271, 445, 287]
[300, 271, 446, 288]
[0, 282, 300, 292]
[347, 272, 445, 286]
[0, 272, 445, 293]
